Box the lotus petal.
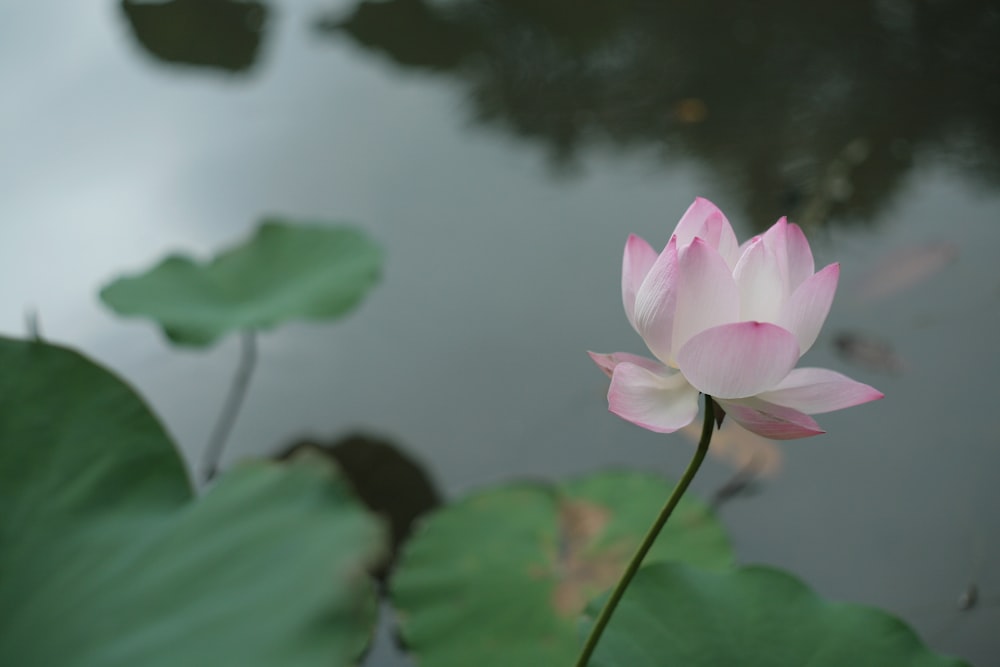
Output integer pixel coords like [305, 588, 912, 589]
[677, 322, 799, 399]
[716, 397, 825, 439]
[777, 263, 839, 356]
[633, 237, 679, 363]
[608, 362, 700, 433]
[622, 234, 658, 329]
[734, 237, 787, 322]
[757, 367, 884, 414]
[670, 238, 740, 360]
[588, 351, 666, 378]
[673, 197, 724, 248]
[673, 197, 740, 268]
[761, 217, 791, 286]
[785, 222, 815, 291]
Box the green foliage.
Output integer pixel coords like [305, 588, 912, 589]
[0, 337, 386, 667]
[100, 220, 382, 346]
[583, 562, 971, 667]
[391, 471, 733, 667]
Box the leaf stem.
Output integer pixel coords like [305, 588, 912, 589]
[575, 394, 716, 667]
[202, 331, 257, 483]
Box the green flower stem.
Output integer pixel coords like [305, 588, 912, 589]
[202, 331, 257, 483]
[575, 394, 716, 667]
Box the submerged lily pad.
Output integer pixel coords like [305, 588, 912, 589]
[0, 337, 386, 667]
[100, 220, 382, 346]
[584, 562, 970, 667]
[391, 471, 732, 667]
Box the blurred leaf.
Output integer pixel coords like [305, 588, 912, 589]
[391, 471, 732, 666]
[0, 337, 386, 667]
[100, 220, 382, 347]
[584, 562, 970, 667]
[0, 338, 192, 528]
[277, 433, 442, 580]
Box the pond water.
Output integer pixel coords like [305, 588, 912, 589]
[2, 1, 999, 664]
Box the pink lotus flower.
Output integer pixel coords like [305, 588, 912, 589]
[590, 198, 883, 439]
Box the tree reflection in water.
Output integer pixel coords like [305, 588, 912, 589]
[121, 0, 268, 73]
[322, 0, 1000, 230]
[117, 0, 1000, 230]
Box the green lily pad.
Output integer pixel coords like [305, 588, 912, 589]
[100, 220, 382, 346]
[0, 337, 386, 667]
[584, 562, 970, 667]
[277, 433, 443, 581]
[391, 471, 733, 667]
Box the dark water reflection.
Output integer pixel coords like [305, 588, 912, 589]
[121, 0, 269, 72]
[3, 2, 1000, 665]
[326, 0, 1000, 230]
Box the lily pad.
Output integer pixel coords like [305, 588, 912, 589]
[391, 471, 732, 667]
[100, 220, 382, 346]
[277, 433, 443, 581]
[0, 337, 386, 667]
[584, 562, 970, 667]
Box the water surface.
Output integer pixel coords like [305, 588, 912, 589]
[2, 2, 999, 664]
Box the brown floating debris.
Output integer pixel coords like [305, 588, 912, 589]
[674, 98, 707, 124]
[550, 499, 620, 616]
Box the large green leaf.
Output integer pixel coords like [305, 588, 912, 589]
[277, 433, 443, 581]
[584, 562, 970, 667]
[0, 337, 386, 666]
[100, 220, 382, 346]
[0, 338, 191, 533]
[391, 471, 733, 667]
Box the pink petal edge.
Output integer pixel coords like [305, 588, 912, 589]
[785, 222, 815, 290]
[622, 234, 658, 329]
[588, 350, 666, 378]
[776, 262, 840, 356]
[673, 197, 725, 248]
[673, 197, 739, 268]
[632, 237, 680, 363]
[761, 217, 790, 288]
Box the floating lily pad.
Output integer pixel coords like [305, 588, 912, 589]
[391, 471, 732, 667]
[0, 337, 386, 667]
[584, 562, 970, 667]
[100, 220, 382, 347]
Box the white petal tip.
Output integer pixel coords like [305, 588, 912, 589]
[587, 351, 615, 378]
